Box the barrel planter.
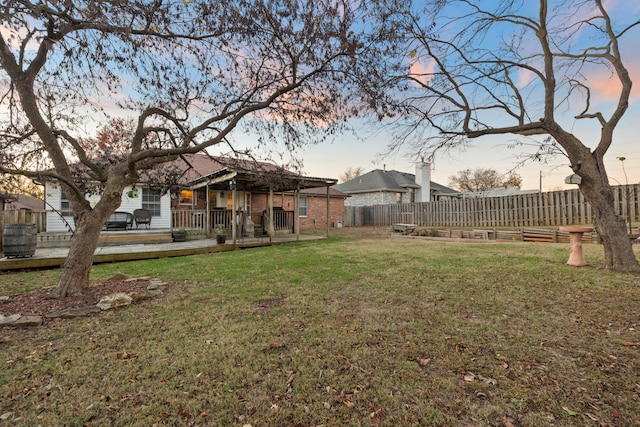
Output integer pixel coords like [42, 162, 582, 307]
[2, 223, 37, 258]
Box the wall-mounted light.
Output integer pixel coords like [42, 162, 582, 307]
[229, 179, 236, 191]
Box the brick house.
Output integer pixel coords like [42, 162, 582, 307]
[45, 154, 346, 239]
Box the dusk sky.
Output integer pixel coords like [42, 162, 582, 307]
[3, 1, 637, 193]
[296, 1, 640, 191]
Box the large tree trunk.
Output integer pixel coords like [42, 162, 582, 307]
[49, 211, 110, 298]
[577, 162, 640, 273]
[594, 211, 638, 271]
[587, 193, 639, 272]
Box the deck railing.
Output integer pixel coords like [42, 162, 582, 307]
[172, 209, 207, 231]
[171, 208, 296, 235]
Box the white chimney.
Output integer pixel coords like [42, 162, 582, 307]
[415, 161, 431, 202]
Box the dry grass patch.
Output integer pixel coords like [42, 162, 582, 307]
[0, 230, 639, 426]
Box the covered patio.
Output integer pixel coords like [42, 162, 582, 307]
[171, 156, 338, 245]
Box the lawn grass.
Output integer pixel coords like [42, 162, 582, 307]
[1, 231, 639, 426]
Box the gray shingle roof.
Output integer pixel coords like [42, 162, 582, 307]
[333, 169, 458, 196]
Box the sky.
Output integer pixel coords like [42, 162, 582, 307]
[297, 99, 640, 191]
[293, 1, 640, 191]
[2, 1, 638, 193]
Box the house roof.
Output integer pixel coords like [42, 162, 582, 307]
[0, 193, 44, 210]
[333, 169, 458, 196]
[44, 154, 338, 194]
[284, 187, 350, 198]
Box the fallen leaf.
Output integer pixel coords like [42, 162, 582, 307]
[562, 406, 579, 416]
[463, 372, 476, 382]
[286, 372, 296, 385]
[417, 357, 432, 366]
[500, 415, 515, 427]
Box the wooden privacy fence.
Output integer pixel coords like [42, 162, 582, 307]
[0, 210, 47, 248]
[343, 184, 639, 228]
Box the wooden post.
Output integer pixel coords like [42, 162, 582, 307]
[268, 187, 274, 241]
[205, 186, 211, 238]
[232, 185, 237, 246]
[294, 184, 300, 241]
[326, 185, 330, 237]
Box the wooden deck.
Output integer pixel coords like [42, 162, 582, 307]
[0, 233, 325, 271]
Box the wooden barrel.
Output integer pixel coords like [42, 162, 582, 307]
[2, 224, 37, 258]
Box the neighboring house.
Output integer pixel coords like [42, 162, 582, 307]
[4, 194, 45, 211]
[333, 162, 460, 207]
[44, 154, 343, 234]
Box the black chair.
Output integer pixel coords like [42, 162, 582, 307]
[133, 208, 152, 229]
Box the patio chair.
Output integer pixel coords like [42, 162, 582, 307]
[133, 208, 152, 229]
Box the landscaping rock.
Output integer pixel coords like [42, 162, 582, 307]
[0, 314, 21, 326]
[0, 296, 9, 302]
[96, 292, 133, 310]
[108, 272, 129, 281]
[46, 306, 102, 319]
[12, 315, 43, 327]
[147, 279, 167, 290]
[128, 290, 161, 302]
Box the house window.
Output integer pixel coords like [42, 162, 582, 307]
[178, 190, 193, 205]
[299, 196, 308, 217]
[60, 188, 72, 217]
[142, 188, 162, 216]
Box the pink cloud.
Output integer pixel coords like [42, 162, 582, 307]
[408, 59, 436, 87]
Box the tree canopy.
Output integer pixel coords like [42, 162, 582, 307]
[448, 168, 522, 193]
[362, 0, 640, 271]
[339, 166, 364, 183]
[0, 0, 384, 296]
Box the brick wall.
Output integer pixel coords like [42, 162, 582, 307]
[344, 191, 410, 207]
[170, 189, 346, 230]
[250, 192, 345, 229]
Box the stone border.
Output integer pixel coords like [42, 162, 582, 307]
[0, 278, 168, 328]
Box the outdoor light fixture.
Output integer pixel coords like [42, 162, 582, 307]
[229, 179, 236, 190]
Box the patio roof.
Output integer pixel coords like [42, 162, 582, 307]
[179, 154, 337, 192]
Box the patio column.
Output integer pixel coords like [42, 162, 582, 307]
[232, 182, 237, 245]
[205, 185, 211, 238]
[268, 187, 274, 241]
[326, 185, 330, 237]
[294, 184, 300, 241]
